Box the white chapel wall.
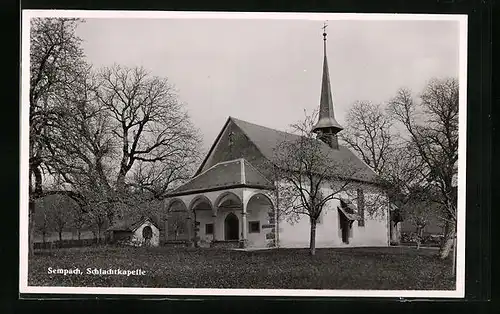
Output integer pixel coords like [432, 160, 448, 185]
[277, 180, 389, 248]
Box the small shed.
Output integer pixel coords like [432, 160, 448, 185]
[107, 216, 161, 247]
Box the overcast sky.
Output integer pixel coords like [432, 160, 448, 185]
[75, 17, 461, 153]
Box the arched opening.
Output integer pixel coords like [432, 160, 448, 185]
[166, 199, 191, 241]
[189, 195, 213, 212]
[224, 213, 239, 240]
[215, 192, 242, 210]
[142, 225, 153, 246]
[246, 192, 276, 246]
[166, 198, 188, 213]
[142, 226, 153, 240]
[246, 193, 274, 212]
[189, 196, 214, 245]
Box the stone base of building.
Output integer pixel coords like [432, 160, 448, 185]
[210, 240, 240, 249]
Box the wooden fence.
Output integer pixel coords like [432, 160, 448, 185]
[33, 238, 104, 250]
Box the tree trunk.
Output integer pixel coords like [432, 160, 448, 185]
[309, 218, 317, 256]
[416, 225, 424, 249]
[77, 229, 81, 241]
[275, 190, 280, 248]
[97, 226, 102, 244]
[29, 166, 44, 257]
[439, 220, 456, 259]
[106, 209, 115, 229]
[59, 230, 63, 242]
[390, 220, 401, 245]
[29, 200, 35, 257]
[276, 212, 280, 248]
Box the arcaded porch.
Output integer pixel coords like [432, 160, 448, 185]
[163, 159, 277, 249]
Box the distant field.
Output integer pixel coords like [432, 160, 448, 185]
[33, 230, 96, 243]
[29, 246, 455, 290]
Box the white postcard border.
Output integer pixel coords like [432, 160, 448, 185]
[19, 10, 468, 298]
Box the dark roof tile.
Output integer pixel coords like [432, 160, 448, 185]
[169, 159, 274, 196]
[230, 117, 377, 183]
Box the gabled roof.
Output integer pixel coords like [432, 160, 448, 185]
[229, 117, 377, 183]
[168, 158, 274, 197]
[193, 116, 377, 184]
[107, 217, 159, 232]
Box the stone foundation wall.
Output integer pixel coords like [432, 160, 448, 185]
[265, 210, 276, 248]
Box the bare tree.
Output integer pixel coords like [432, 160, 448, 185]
[33, 199, 51, 245]
[41, 64, 201, 231]
[340, 101, 395, 174]
[167, 211, 188, 241]
[87, 204, 108, 244]
[29, 19, 201, 253]
[41, 65, 116, 209]
[47, 194, 79, 242]
[28, 17, 87, 256]
[71, 206, 89, 241]
[96, 65, 200, 198]
[271, 112, 368, 256]
[404, 197, 440, 249]
[340, 101, 406, 243]
[379, 143, 429, 244]
[388, 78, 459, 259]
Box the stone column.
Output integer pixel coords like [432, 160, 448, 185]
[240, 203, 248, 248]
[212, 214, 217, 242]
[186, 216, 193, 247]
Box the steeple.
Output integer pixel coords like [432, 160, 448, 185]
[312, 22, 343, 149]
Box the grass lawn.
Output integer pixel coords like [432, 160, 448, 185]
[28, 246, 455, 290]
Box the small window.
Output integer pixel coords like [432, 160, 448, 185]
[205, 223, 214, 235]
[249, 221, 260, 233]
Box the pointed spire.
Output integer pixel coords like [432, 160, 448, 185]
[312, 22, 343, 149]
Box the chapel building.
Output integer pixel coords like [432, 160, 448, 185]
[163, 27, 390, 249]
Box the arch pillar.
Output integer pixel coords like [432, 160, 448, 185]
[211, 205, 218, 245]
[239, 189, 254, 248]
[240, 202, 248, 248]
[244, 189, 277, 248]
[211, 213, 218, 243]
[186, 215, 194, 247]
[164, 197, 191, 245]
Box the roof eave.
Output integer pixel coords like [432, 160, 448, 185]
[166, 183, 275, 198]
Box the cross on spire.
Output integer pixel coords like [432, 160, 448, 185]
[322, 21, 328, 40]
